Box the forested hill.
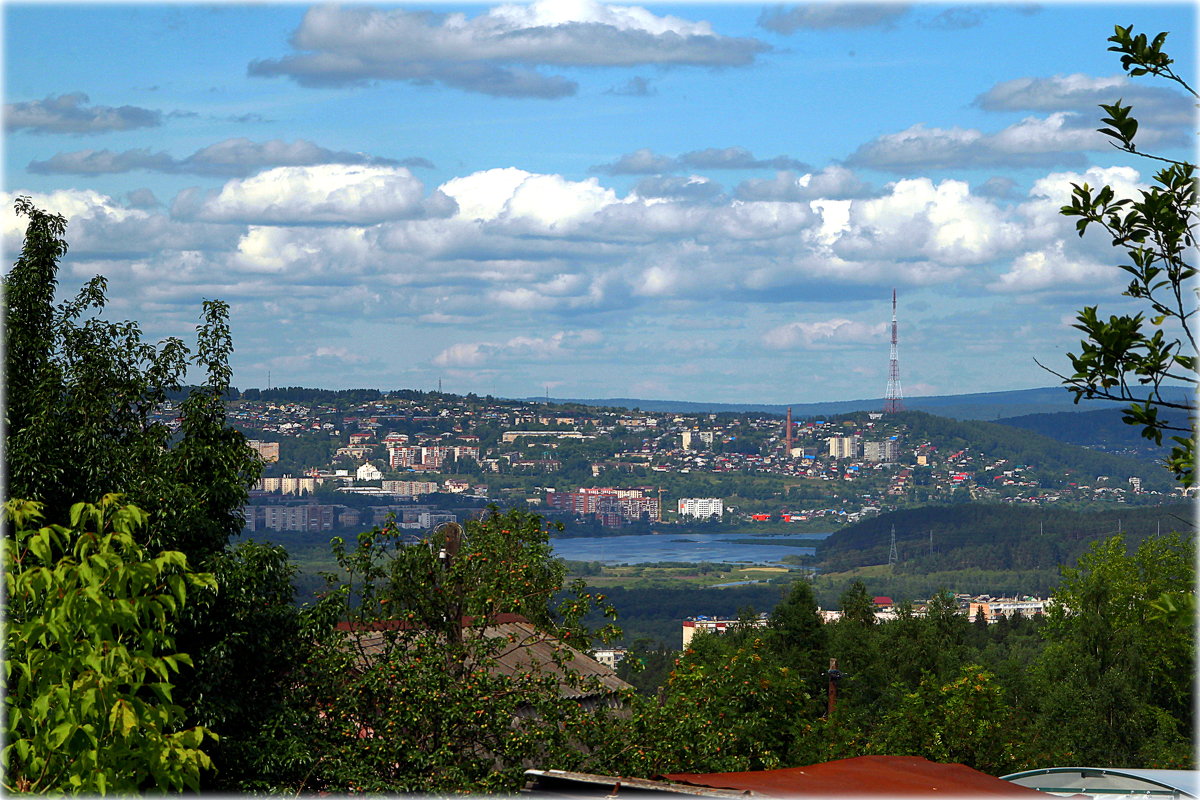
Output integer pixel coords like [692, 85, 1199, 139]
[817, 503, 1193, 574]
[994, 407, 1175, 462]
[897, 410, 1177, 491]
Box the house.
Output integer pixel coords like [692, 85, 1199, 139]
[336, 613, 631, 713]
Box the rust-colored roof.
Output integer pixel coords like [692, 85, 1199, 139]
[663, 756, 1044, 796]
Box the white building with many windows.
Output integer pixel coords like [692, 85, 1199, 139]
[677, 497, 724, 519]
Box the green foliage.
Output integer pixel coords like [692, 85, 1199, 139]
[2, 496, 217, 794]
[1051, 26, 1196, 485]
[839, 580, 876, 625]
[175, 540, 307, 791]
[605, 631, 811, 775]
[871, 665, 1018, 773]
[3, 197, 260, 562]
[280, 508, 623, 794]
[818, 502, 1189, 574]
[1031, 532, 1195, 767]
[616, 639, 679, 695]
[898, 411, 1176, 490]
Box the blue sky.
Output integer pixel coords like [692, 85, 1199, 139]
[4, 1, 1195, 403]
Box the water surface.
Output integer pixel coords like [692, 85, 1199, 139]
[550, 531, 832, 566]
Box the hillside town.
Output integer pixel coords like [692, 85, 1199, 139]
[146, 392, 1185, 535]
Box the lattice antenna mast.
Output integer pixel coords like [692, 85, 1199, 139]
[884, 289, 904, 413]
[888, 525, 898, 566]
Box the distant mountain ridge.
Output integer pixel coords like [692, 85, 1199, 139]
[532, 385, 1193, 421]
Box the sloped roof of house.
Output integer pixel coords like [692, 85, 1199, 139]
[336, 613, 631, 700]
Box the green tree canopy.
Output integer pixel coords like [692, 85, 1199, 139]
[3, 198, 260, 561]
[2, 496, 217, 794]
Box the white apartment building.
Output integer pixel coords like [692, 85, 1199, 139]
[590, 648, 627, 669]
[677, 497, 724, 519]
[682, 615, 769, 648]
[827, 435, 861, 459]
[966, 597, 1051, 622]
[681, 430, 716, 450]
[418, 511, 457, 528]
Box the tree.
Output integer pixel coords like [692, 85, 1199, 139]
[1050, 26, 1196, 485]
[3, 197, 261, 561]
[3, 198, 286, 789]
[2, 496, 217, 793]
[870, 665, 1018, 774]
[839, 580, 876, 625]
[175, 540, 307, 792]
[767, 580, 828, 700]
[1031, 533, 1195, 767]
[282, 508, 623, 794]
[607, 630, 810, 776]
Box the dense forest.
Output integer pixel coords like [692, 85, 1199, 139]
[817, 503, 1192, 573]
[995, 408, 1177, 461]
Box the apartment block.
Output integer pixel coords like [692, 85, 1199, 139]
[677, 497, 724, 519]
[863, 439, 900, 463]
[254, 475, 316, 495]
[827, 435, 861, 459]
[247, 504, 336, 532]
[381, 480, 439, 498]
[247, 440, 280, 463]
[546, 487, 659, 526]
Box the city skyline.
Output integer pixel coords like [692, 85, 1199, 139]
[4, 1, 1195, 403]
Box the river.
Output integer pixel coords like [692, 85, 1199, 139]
[549, 531, 833, 566]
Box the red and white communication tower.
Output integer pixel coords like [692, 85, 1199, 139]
[884, 289, 904, 413]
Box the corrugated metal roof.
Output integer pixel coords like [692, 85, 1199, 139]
[663, 756, 1045, 796]
[524, 769, 762, 797]
[1001, 767, 1198, 798]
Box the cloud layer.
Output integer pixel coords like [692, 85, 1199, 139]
[28, 138, 417, 177]
[5, 93, 162, 134]
[248, 1, 768, 97]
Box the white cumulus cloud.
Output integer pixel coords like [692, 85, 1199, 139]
[177, 164, 454, 225]
[763, 318, 888, 349]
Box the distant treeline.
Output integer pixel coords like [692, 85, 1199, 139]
[578, 584, 792, 647]
[818, 502, 1193, 573]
